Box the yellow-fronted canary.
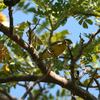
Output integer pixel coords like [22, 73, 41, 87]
[40, 39, 72, 59]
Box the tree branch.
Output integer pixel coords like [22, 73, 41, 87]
[86, 69, 97, 91]
[0, 71, 97, 100]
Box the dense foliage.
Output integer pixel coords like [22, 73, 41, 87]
[0, 0, 100, 100]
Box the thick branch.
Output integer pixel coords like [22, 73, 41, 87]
[0, 75, 39, 83]
[0, 71, 97, 100]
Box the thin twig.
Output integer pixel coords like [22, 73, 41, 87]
[79, 33, 84, 47]
[75, 28, 100, 62]
[93, 78, 100, 93]
[48, 30, 53, 45]
[27, 22, 32, 45]
[45, 26, 51, 31]
[18, 82, 26, 88]
[78, 81, 98, 88]
[38, 83, 43, 91]
[67, 44, 76, 96]
[32, 19, 40, 31]
[21, 68, 51, 99]
[67, 45, 75, 80]
[86, 69, 97, 91]
[8, 6, 13, 34]
[43, 4, 54, 45]
[21, 79, 42, 99]
[27, 20, 40, 46]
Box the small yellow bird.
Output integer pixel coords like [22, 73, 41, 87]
[40, 39, 72, 59]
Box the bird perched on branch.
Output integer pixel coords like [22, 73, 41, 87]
[40, 39, 72, 59]
[3, 0, 20, 7]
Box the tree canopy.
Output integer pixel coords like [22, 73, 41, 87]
[0, 0, 100, 100]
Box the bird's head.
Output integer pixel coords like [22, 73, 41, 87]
[64, 39, 72, 45]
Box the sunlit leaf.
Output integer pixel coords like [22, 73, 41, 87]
[15, 22, 28, 37]
[51, 30, 69, 43]
[40, 32, 49, 45]
[91, 55, 97, 62]
[95, 17, 100, 26]
[79, 18, 83, 25]
[0, 2, 6, 11]
[83, 79, 93, 86]
[36, 20, 49, 33]
[2, 64, 10, 73]
[31, 33, 43, 48]
[94, 44, 100, 53]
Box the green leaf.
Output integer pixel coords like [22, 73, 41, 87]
[36, 20, 49, 33]
[40, 32, 49, 45]
[92, 55, 97, 62]
[27, 7, 36, 13]
[23, 3, 30, 10]
[83, 79, 93, 86]
[0, 2, 6, 11]
[94, 44, 100, 53]
[31, 33, 43, 48]
[79, 18, 83, 25]
[15, 22, 28, 37]
[86, 19, 93, 25]
[32, 16, 38, 24]
[49, 94, 54, 99]
[96, 7, 100, 12]
[16, 22, 28, 31]
[51, 30, 69, 43]
[83, 21, 88, 28]
[56, 90, 60, 96]
[61, 89, 66, 96]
